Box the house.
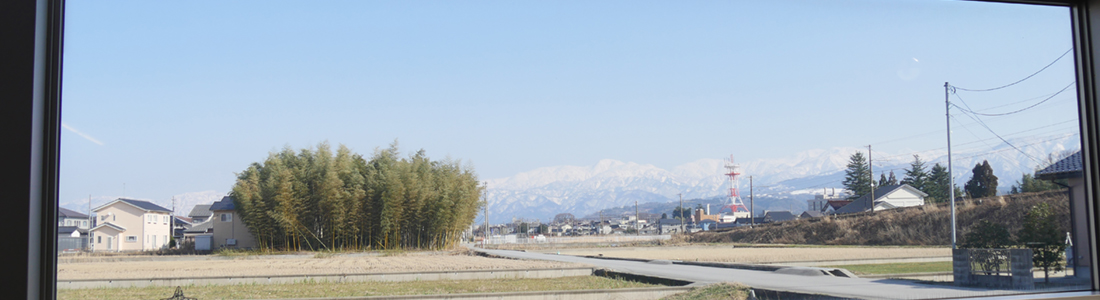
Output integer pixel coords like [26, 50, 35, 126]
[800, 210, 824, 219]
[172, 216, 193, 243]
[823, 200, 852, 215]
[57, 226, 87, 252]
[1035, 151, 1090, 277]
[58, 207, 90, 229]
[209, 196, 257, 249]
[188, 204, 213, 223]
[89, 198, 172, 252]
[833, 184, 927, 215]
[807, 189, 844, 213]
[657, 218, 683, 234]
[763, 210, 797, 223]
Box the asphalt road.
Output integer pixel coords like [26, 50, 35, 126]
[476, 248, 1078, 300]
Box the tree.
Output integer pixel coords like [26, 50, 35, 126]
[1009, 173, 1063, 194]
[962, 220, 1013, 249]
[964, 160, 998, 199]
[900, 155, 928, 191]
[1019, 203, 1067, 283]
[661, 213, 668, 219]
[887, 171, 898, 186]
[553, 213, 575, 224]
[925, 163, 951, 204]
[878, 172, 888, 187]
[842, 151, 872, 199]
[538, 224, 549, 235]
[517, 222, 529, 236]
[671, 207, 690, 220]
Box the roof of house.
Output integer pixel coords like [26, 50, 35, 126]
[58, 207, 88, 219]
[208, 196, 236, 211]
[733, 217, 765, 224]
[93, 198, 171, 213]
[763, 211, 797, 223]
[188, 204, 213, 218]
[1036, 151, 1083, 180]
[833, 184, 926, 215]
[801, 210, 824, 218]
[173, 216, 193, 226]
[58, 226, 87, 235]
[824, 200, 852, 211]
[184, 220, 213, 233]
[658, 218, 683, 225]
[91, 222, 126, 232]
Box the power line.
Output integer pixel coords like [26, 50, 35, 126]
[952, 48, 1072, 92]
[952, 82, 1075, 117]
[950, 98, 1042, 163]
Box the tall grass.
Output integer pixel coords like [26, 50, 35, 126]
[687, 191, 1070, 246]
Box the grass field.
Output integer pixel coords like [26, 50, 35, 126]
[58, 276, 654, 300]
[661, 283, 748, 300]
[822, 261, 952, 275]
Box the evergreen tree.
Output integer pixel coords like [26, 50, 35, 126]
[661, 213, 668, 219]
[1009, 173, 1064, 194]
[887, 171, 898, 186]
[925, 163, 952, 204]
[964, 160, 998, 199]
[878, 172, 888, 187]
[900, 155, 928, 191]
[842, 152, 872, 199]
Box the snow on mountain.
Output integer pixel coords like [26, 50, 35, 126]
[485, 134, 1080, 222]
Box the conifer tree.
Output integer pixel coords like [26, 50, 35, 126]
[842, 152, 872, 199]
[901, 155, 928, 191]
[964, 160, 998, 199]
[878, 172, 888, 187]
[925, 163, 952, 203]
[887, 171, 898, 186]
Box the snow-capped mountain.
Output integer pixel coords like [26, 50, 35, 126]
[485, 134, 1080, 222]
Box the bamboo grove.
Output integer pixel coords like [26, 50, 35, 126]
[230, 142, 484, 251]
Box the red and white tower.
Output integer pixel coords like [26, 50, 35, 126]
[724, 155, 750, 214]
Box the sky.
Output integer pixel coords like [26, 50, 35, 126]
[60, 0, 1080, 213]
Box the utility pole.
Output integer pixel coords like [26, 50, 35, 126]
[171, 196, 175, 248]
[868, 145, 875, 213]
[679, 193, 684, 233]
[88, 195, 92, 251]
[749, 176, 754, 227]
[635, 200, 639, 235]
[946, 82, 957, 249]
[483, 181, 489, 245]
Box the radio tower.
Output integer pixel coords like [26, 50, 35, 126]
[724, 155, 749, 214]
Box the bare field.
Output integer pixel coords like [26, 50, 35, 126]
[544, 245, 951, 263]
[58, 252, 585, 280]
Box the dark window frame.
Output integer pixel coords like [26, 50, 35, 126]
[2, 0, 1100, 299]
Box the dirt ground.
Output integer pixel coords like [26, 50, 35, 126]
[57, 252, 585, 280]
[543, 245, 952, 263]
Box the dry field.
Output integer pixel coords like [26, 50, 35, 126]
[58, 252, 585, 280]
[545, 245, 951, 263]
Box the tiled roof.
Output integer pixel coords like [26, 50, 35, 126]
[801, 211, 824, 218]
[188, 204, 213, 218]
[825, 200, 851, 210]
[208, 196, 236, 211]
[763, 211, 797, 222]
[119, 198, 171, 212]
[184, 220, 213, 234]
[58, 207, 87, 219]
[1036, 151, 1083, 179]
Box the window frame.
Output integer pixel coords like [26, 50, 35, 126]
[125, 236, 136, 243]
[4, 0, 1100, 299]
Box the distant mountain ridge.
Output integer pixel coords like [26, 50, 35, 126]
[485, 134, 1080, 222]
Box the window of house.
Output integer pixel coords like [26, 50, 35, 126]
[125, 236, 136, 242]
[221, 213, 232, 222]
[96, 236, 101, 244]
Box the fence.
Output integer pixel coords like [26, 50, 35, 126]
[58, 237, 86, 252]
[953, 248, 1033, 289]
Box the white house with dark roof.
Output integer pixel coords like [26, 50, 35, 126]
[834, 184, 927, 215]
[89, 198, 172, 252]
[1035, 150, 1090, 277]
[58, 207, 90, 230]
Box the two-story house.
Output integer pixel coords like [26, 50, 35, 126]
[188, 204, 213, 223]
[89, 198, 172, 252]
[58, 207, 90, 229]
[209, 196, 257, 249]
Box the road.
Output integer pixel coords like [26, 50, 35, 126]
[476, 248, 1081, 300]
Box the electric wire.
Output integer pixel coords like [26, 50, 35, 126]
[952, 82, 1075, 117]
[949, 98, 1042, 163]
[952, 48, 1072, 92]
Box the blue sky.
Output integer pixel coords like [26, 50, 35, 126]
[60, 0, 1080, 212]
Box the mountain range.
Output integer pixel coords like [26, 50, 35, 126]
[485, 133, 1080, 222]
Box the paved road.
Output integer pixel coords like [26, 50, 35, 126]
[477, 248, 1074, 300]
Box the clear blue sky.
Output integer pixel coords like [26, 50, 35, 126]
[60, 0, 1079, 211]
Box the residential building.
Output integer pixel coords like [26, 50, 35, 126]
[833, 184, 927, 215]
[822, 200, 852, 215]
[763, 210, 797, 223]
[807, 189, 844, 212]
[58, 207, 90, 229]
[1035, 151, 1090, 277]
[800, 210, 824, 219]
[209, 196, 257, 249]
[188, 204, 213, 223]
[89, 198, 172, 252]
